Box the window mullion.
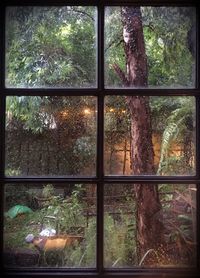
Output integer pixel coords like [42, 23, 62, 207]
[0, 4, 5, 177]
[196, 4, 200, 270]
[96, 3, 105, 273]
[197, 182, 200, 269]
[0, 96, 5, 179]
[0, 96, 5, 273]
[0, 4, 5, 273]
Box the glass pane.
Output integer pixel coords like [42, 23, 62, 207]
[105, 96, 196, 176]
[104, 184, 196, 268]
[6, 96, 97, 176]
[6, 6, 97, 88]
[105, 7, 196, 88]
[4, 183, 96, 268]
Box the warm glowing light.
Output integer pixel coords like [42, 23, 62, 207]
[109, 108, 114, 112]
[84, 108, 91, 115]
[122, 110, 126, 114]
[60, 110, 68, 117]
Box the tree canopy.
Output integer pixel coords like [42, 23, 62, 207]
[6, 6, 97, 88]
[5, 6, 196, 176]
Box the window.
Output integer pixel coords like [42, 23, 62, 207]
[1, 0, 199, 277]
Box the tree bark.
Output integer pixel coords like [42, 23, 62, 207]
[114, 7, 164, 261]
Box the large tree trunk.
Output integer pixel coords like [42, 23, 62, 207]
[114, 7, 164, 261]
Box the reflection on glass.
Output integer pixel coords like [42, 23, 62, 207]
[4, 184, 96, 268]
[104, 184, 196, 268]
[6, 6, 97, 88]
[6, 96, 97, 176]
[105, 6, 196, 88]
[105, 96, 196, 176]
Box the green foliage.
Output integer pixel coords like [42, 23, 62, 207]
[39, 185, 85, 232]
[4, 212, 43, 249]
[62, 218, 96, 267]
[4, 183, 196, 267]
[7, 6, 195, 88]
[42, 184, 55, 198]
[104, 214, 136, 267]
[4, 184, 96, 267]
[157, 122, 180, 174]
[156, 97, 195, 175]
[6, 96, 50, 133]
[105, 6, 195, 87]
[105, 7, 126, 87]
[6, 6, 96, 88]
[73, 136, 96, 161]
[6, 6, 196, 176]
[142, 7, 195, 87]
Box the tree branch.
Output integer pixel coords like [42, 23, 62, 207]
[112, 63, 129, 87]
[71, 9, 95, 22]
[105, 38, 124, 53]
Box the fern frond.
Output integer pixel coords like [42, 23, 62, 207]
[157, 117, 185, 175]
